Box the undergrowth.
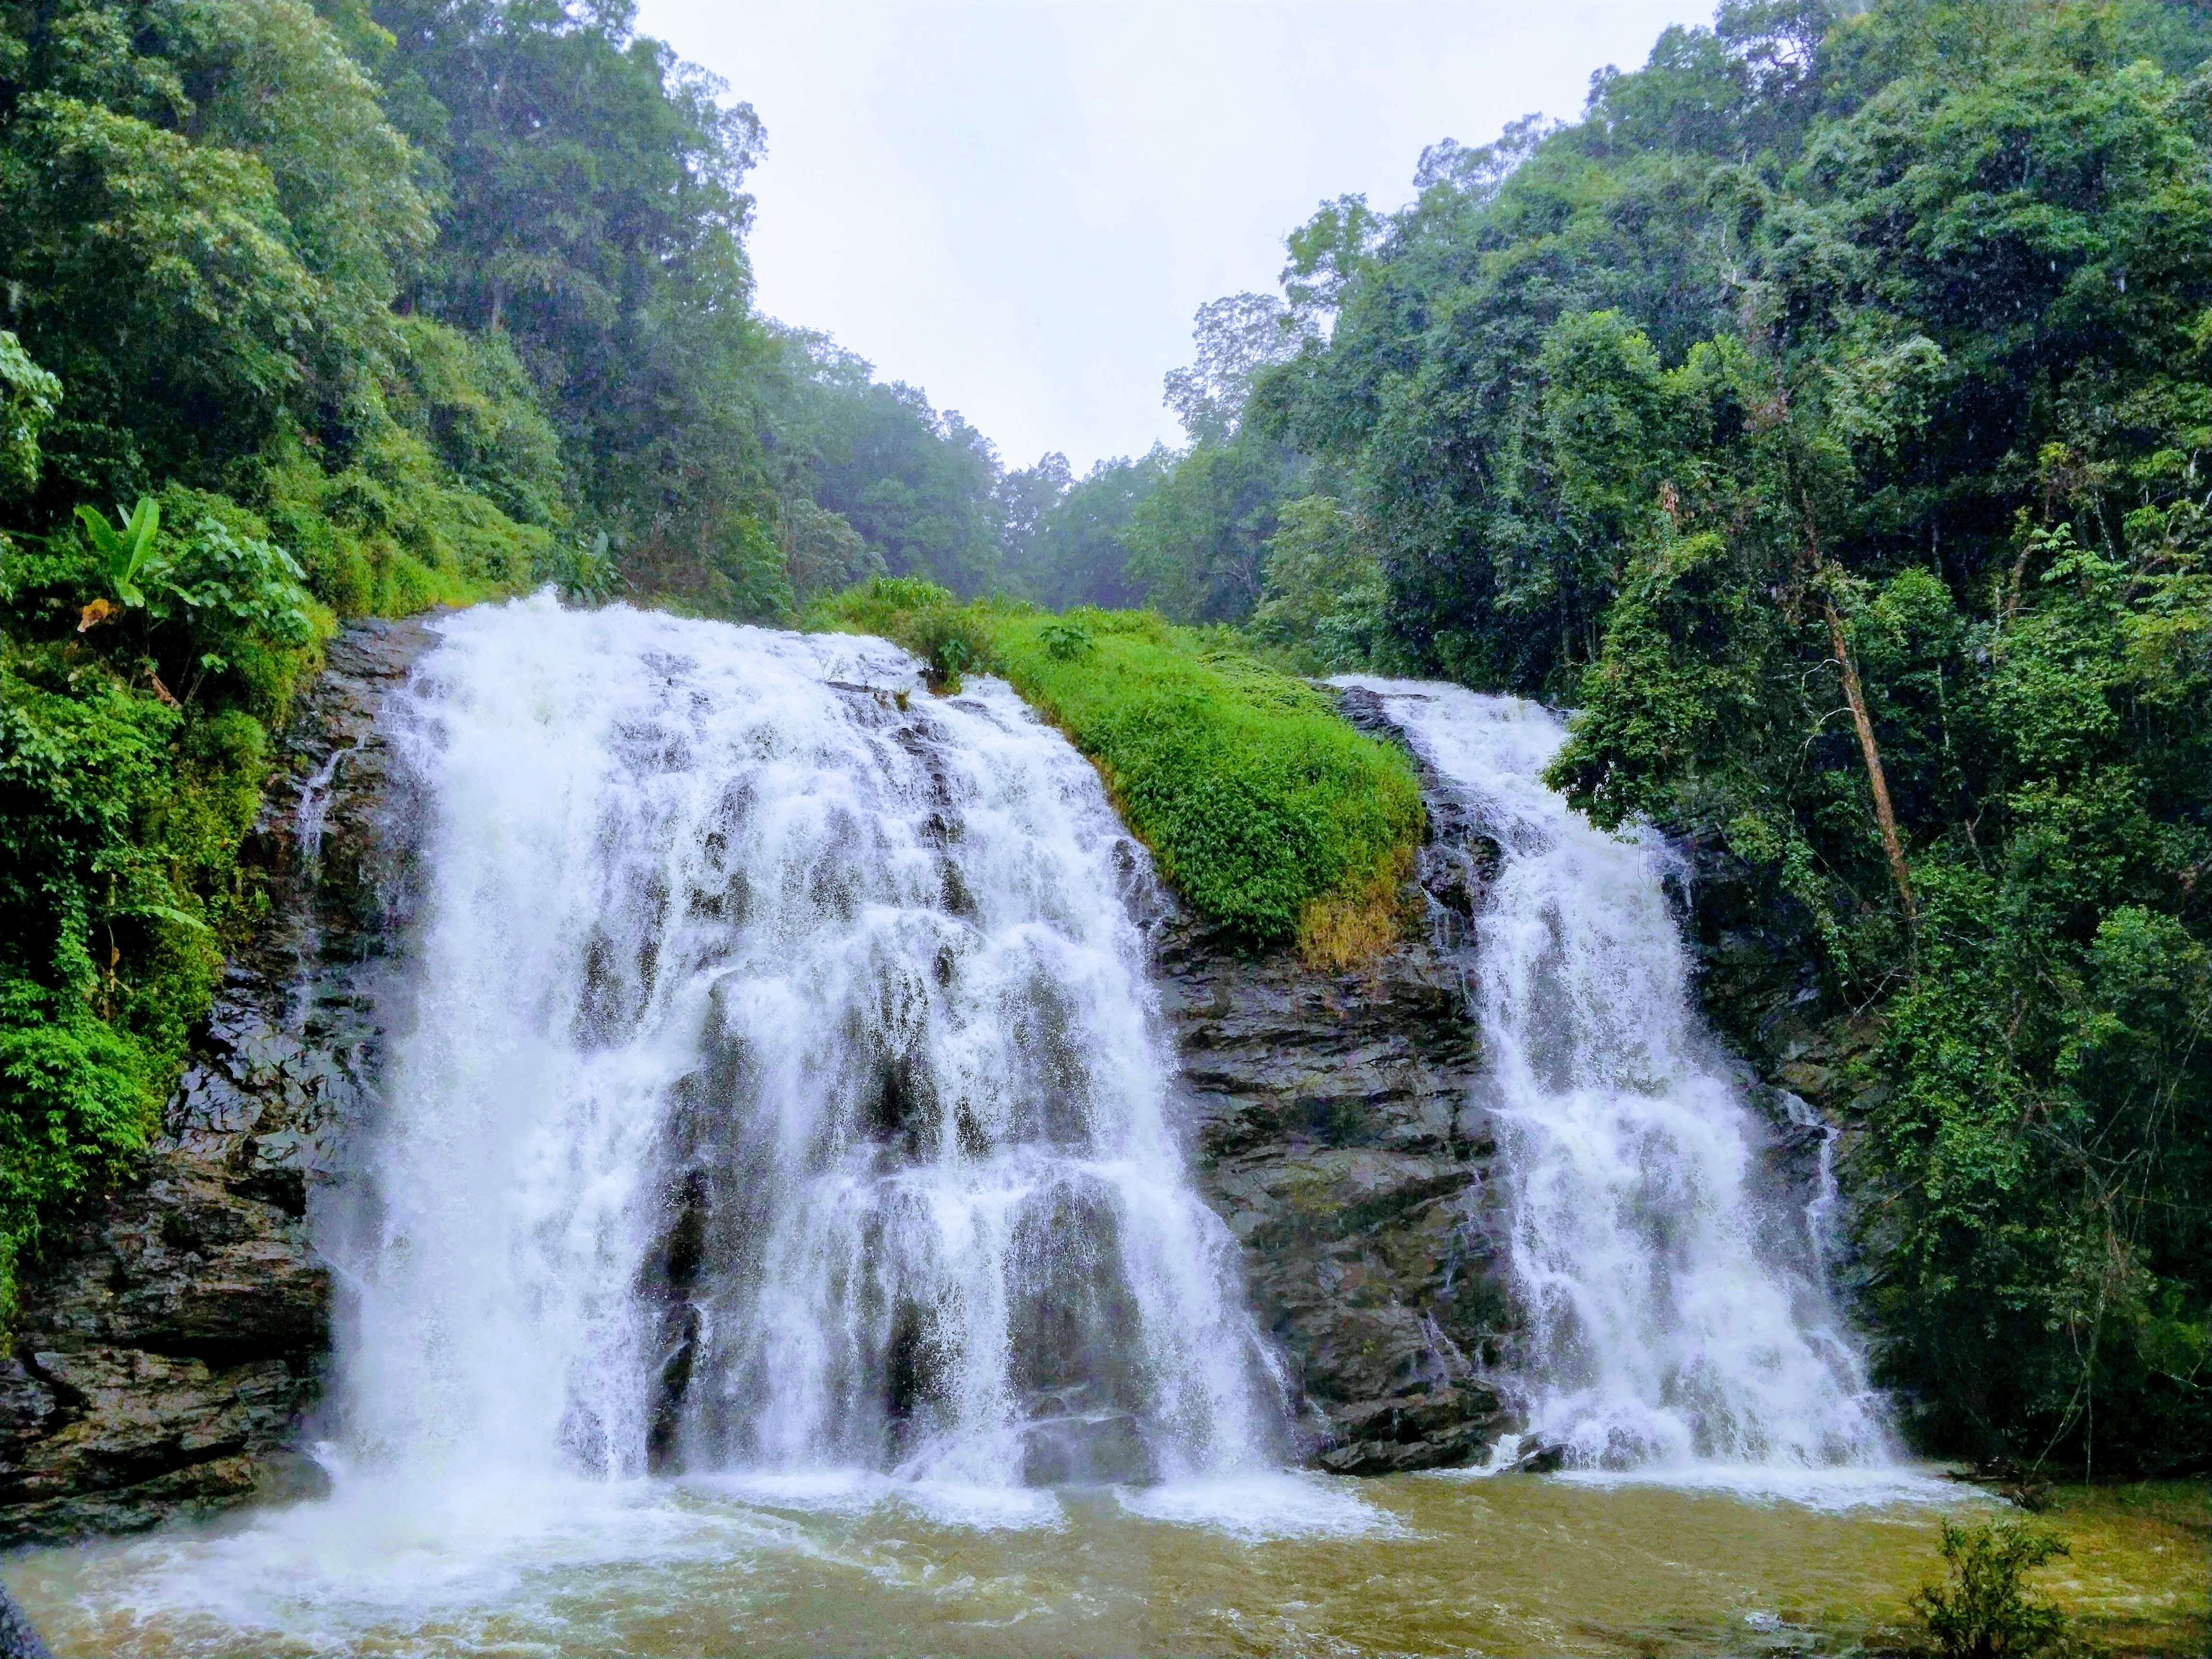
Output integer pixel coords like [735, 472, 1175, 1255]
[0, 328, 553, 1324]
[805, 578, 1424, 955]
[1910, 1519, 2072, 1659]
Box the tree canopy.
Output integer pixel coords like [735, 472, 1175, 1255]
[1187, 0, 2212, 1475]
[0, 0, 1010, 1305]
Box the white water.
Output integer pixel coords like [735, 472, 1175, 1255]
[0, 603, 1400, 1653]
[1334, 680, 1890, 1477]
[337, 596, 1279, 1492]
[0, 626, 1979, 1656]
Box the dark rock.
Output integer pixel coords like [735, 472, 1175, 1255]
[0, 1579, 52, 1659]
[1316, 1385, 1507, 1474]
[1501, 1439, 1568, 1475]
[1160, 691, 1525, 1475]
[0, 616, 442, 1544]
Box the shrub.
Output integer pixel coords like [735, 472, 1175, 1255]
[900, 607, 998, 691]
[1038, 618, 1095, 661]
[0, 481, 336, 1321]
[807, 580, 1425, 953]
[806, 577, 1002, 691]
[1911, 1519, 2071, 1659]
[0, 976, 159, 1321]
[0, 335, 60, 503]
[538, 530, 625, 607]
[995, 614, 1422, 949]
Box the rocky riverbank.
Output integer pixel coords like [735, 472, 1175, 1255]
[0, 618, 438, 1544]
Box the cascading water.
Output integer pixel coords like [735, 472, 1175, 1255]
[2, 627, 1994, 1657]
[335, 596, 1278, 1496]
[1334, 680, 1891, 1475]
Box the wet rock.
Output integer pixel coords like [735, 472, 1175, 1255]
[1501, 1439, 1568, 1475]
[1161, 690, 1523, 1476]
[0, 1578, 51, 1659]
[1316, 1385, 1507, 1475]
[0, 616, 441, 1544]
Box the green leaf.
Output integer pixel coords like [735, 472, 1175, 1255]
[114, 903, 211, 934]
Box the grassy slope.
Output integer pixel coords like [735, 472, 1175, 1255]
[806, 580, 1423, 960]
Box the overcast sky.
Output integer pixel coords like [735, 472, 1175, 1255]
[630, 1, 1710, 474]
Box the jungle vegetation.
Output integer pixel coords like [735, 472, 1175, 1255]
[1102, 0, 2210, 1478]
[0, 0, 1008, 1313]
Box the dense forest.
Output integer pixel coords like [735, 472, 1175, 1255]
[1199, 0, 2211, 1478]
[0, 0, 1001, 1324]
[1, 0, 2205, 1483]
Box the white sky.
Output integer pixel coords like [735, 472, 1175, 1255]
[631, 1, 1710, 473]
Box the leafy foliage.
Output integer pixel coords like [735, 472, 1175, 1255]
[993, 608, 1422, 949]
[75, 497, 160, 608]
[1219, 0, 2212, 1471]
[1911, 1519, 2071, 1659]
[1246, 494, 1394, 673]
[997, 448, 1169, 611]
[0, 334, 60, 502]
[761, 329, 1004, 599]
[0, 0, 988, 1320]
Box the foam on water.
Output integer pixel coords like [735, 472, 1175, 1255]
[20, 596, 1355, 1647]
[1548, 1463, 1983, 1512]
[30, 1473, 816, 1655]
[1112, 1472, 1408, 1540]
[1334, 679, 1893, 1480]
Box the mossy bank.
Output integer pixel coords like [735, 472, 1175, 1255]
[806, 578, 1425, 964]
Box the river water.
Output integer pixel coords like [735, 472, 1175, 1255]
[12, 1469, 2206, 1656]
[8, 612, 2201, 1655]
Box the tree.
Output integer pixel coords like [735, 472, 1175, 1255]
[1162, 292, 1316, 442]
[1244, 0, 2212, 1472]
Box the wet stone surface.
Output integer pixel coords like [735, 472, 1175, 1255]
[0, 617, 440, 1544]
[1158, 687, 1523, 1476]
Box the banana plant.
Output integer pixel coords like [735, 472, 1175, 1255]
[75, 496, 162, 607]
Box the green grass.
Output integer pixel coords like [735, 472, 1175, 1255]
[804, 580, 1424, 955]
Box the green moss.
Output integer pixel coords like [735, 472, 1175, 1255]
[806, 579, 1423, 947]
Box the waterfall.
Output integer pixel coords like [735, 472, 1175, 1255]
[333, 596, 1277, 1494]
[1334, 680, 1889, 1473]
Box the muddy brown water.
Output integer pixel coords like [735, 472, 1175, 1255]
[4, 1469, 2202, 1657]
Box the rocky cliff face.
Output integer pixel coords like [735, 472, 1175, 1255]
[0, 618, 437, 1544]
[1159, 686, 1524, 1476]
[1158, 923, 1517, 1474]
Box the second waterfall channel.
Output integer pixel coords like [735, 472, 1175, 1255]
[1337, 676, 1892, 1483]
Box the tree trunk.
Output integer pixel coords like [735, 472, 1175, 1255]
[1822, 594, 1915, 920]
